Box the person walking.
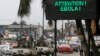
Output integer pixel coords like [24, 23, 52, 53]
[80, 45, 83, 56]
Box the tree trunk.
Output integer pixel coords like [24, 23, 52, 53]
[75, 19, 88, 56]
[96, 19, 100, 35]
[85, 19, 100, 56]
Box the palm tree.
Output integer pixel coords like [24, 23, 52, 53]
[19, 20, 27, 25]
[18, 0, 32, 48]
[18, 0, 31, 17]
[42, 0, 53, 27]
[11, 22, 19, 25]
[17, 0, 53, 48]
[18, 0, 31, 32]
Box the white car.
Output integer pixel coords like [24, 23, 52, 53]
[0, 45, 11, 55]
[10, 48, 37, 56]
[36, 46, 54, 55]
[36, 38, 55, 56]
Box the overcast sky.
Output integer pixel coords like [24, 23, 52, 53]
[0, 0, 82, 29]
[0, 0, 69, 29]
[0, 0, 43, 25]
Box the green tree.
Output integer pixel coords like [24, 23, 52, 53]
[11, 22, 19, 25]
[18, 0, 32, 48]
[42, 0, 53, 27]
[18, 0, 31, 17]
[19, 20, 27, 25]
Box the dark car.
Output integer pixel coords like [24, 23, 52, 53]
[70, 44, 79, 52]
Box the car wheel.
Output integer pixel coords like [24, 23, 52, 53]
[69, 52, 70, 54]
[69, 51, 72, 54]
[28, 54, 32, 56]
[51, 52, 55, 56]
[76, 50, 78, 52]
[45, 53, 50, 56]
[37, 54, 42, 56]
[58, 51, 61, 53]
[13, 55, 17, 56]
[70, 51, 73, 53]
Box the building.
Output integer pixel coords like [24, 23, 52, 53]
[65, 21, 77, 36]
[0, 25, 43, 39]
[0, 26, 5, 38]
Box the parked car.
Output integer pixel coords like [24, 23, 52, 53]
[35, 37, 54, 56]
[58, 44, 73, 53]
[0, 45, 11, 55]
[10, 42, 37, 56]
[36, 46, 54, 55]
[10, 48, 37, 56]
[58, 40, 68, 45]
[70, 44, 79, 52]
[69, 41, 80, 52]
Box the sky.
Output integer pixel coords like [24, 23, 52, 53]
[0, 0, 66, 29]
[0, 0, 85, 29]
[0, 0, 43, 25]
[0, 0, 19, 24]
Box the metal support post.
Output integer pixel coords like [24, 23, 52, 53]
[54, 20, 57, 56]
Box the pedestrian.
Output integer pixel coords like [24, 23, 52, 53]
[90, 47, 93, 56]
[80, 45, 83, 56]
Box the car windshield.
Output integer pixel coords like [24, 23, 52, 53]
[70, 44, 77, 46]
[0, 45, 9, 50]
[59, 41, 67, 45]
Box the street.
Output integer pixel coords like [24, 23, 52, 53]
[0, 52, 80, 56]
[57, 52, 80, 56]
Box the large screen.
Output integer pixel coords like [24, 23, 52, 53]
[45, 0, 96, 20]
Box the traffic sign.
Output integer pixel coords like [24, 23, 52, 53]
[45, 0, 96, 20]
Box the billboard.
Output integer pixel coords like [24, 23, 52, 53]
[45, 0, 96, 20]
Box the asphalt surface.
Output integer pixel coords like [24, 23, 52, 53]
[57, 51, 80, 56]
[0, 52, 80, 56]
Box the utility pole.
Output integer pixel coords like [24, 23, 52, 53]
[42, 3, 45, 35]
[68, 20, 71, 44]
[54, 20, 57, 56]
[62, 20, 64, 40]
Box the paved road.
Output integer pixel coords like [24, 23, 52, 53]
[57, 52, 80, 56]
[0, 52, 80, 56]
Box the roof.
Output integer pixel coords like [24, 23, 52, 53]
[0, 25, 42, 29]
[8, 25, 41, 29]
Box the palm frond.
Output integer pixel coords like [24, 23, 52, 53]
[42, 0, 46, 8]
[48, 20, 53, 27]
[42, 0, 53, 27]
[18, 0, 32, 18]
